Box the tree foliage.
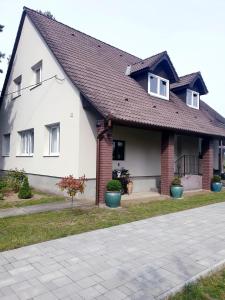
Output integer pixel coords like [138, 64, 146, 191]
[37, 10, 55, 19]
[0, 25, 5, 73]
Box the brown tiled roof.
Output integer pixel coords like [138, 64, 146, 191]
[129, 51, 166, 74]
[11, 8, 225, 137]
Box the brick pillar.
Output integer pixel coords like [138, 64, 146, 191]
[96, 120, 112, 204]
[161, 132, 175, 195]
[202, 138, 213, 190]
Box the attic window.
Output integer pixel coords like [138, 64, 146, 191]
[186, 89, 199, 109]
[148, 73, 169, 100]
[31, 60, 42, 86]
[12, 75, 22, 99]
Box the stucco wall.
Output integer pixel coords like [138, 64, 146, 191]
[112, 125, 161, 176]
[0, 16, 88, 178]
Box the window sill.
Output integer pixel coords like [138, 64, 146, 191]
[11, 95, 21, 101]
[30, 83, 42, 91]
[43, 154, 60, 157]
[148, 91, 169, 101]
[186, 104, 199, 110]
[2, 155, 10, 157]
[16, 155, 33, 157]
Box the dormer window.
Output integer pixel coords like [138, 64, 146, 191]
[148, 73, 169, 100]
[186, 89, 199, 109]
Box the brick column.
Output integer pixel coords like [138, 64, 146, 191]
[202, 138, 213, 190]
[96, 120, 112, 204]
[161, 132, 175, 195]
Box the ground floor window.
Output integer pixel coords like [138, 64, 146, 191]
[113, 140, 125, 160]
[47, 123, 60, 155]
[2, 133, 10, 156]
[19, 129, 34, 155]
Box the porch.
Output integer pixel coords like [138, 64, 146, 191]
[96, 121, 219, 204]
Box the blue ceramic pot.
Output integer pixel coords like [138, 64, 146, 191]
[211, 182, 222, 192]
[171, 185, 183, 199]
[105, 191, 121, 207]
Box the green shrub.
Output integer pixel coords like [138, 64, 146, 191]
[212, 175, 221, 183]
[0, 192, 4, 200]
[0, 178, 7, 191]
[171, 176, 182, 186]
[106, 180, 122, 192]
[7, 169, 26, 192]
[18, 176, 32, 199]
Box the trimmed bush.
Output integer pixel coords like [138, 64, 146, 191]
[212, 175, 221, 183]
[18, 176, 32, 199]
[0, 192, 4, 200]
[171, 176, 182, 186]
[106, 180, 122, 192]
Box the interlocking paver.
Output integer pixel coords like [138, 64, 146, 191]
[0, 202, 225, 299]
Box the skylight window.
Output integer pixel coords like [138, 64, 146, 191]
[148, 73, 169, 100]
[186, 89, 199, 109]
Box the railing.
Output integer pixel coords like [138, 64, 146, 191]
[175, 155, 202, 176]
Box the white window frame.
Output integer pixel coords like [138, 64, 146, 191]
[148, 73, 169, 100]
[2, 133, 10, 156]
[186, 89, 199, 109]
[12, 75, 22, 99]
[31, 60, 42, 86]
[19, 129, 34, 156]
[48, 124, 60, 156]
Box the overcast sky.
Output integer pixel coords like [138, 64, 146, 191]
[1, 0, 225, 115]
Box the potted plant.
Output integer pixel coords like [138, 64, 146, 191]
[211, 175, 222, 192]
[105, 179, 122, 208]
[170, 176, 183, 199]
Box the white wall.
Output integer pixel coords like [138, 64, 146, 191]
[0, 16, 90, 178]
[112, 125, 161, 176]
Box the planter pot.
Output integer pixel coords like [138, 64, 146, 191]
[105, 191, 121, 208]
[127, 181, 133, 195]
[211, 182, 222, 192]
[170, 185, 183, 199]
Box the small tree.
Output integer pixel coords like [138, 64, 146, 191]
[18, 176, 32, 199]
[57, 175, 86, 207]
[0, 24, 5, 73]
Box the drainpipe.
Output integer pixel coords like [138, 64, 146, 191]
[96, 119, 112, 206]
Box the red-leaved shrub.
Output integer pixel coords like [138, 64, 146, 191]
[57, 175, 86, 206]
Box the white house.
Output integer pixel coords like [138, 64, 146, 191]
[0, 7, 225, 204]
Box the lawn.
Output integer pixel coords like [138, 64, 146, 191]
[170, 267, 225, 300]
[0, 191, 225, 251]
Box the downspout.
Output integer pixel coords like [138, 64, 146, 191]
[96, 119, 112, 206]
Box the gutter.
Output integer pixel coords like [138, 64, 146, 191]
[95, 119, 112, 206]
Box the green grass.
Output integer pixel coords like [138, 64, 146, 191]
[0, 191, 225, 252]
[170, 268, 225, 300]
[0, 193, 65, 209]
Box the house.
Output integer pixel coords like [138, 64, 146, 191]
[0, 7, 225, 204]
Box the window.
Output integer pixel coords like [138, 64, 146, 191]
[148, 73, 169, 100]
[186, 89, 199, 109]
[19, 129, 34, 156]
[12, 75, 22, 99]
[113, 140, 125, 160]
[31, 61, 42, 86]
[48, 124, 60, 155]
[2, 134, 10, 156]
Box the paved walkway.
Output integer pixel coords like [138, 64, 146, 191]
[0, 202, 225, 300]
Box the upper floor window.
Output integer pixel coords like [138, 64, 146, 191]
[12, 75, 22, 99]
[19, 129, 34, 156]
[31, 60, 42, 86]
[2, 133, 10, 156]
[148, 73, 169, 100]
[186, 89, 199, 109]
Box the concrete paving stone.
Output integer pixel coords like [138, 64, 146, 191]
[0, 202, 225, 299]
[0, 295, 19, 300]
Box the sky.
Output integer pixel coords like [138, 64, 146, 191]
[1, 0, 225, 115]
